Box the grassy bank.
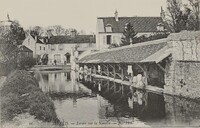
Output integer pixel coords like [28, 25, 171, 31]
[0, 70, 60, 124]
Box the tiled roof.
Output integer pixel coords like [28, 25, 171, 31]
[18, 45, 33, 52]
[79, 38, 169, 64]
[30, 35, 44, 44]
[98, 17, 170, 33]
[47, 35, 96, 44]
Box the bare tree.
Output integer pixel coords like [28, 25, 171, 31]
[64, 29, 70, 36]
[47, 25, 65, 36]
[166, 0, 200, 32]
[29, 26, 43, 36]
[166, 0, 185, 32]
[186, 0, 200, 30]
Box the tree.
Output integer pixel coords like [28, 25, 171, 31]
[29, 26, 43, 36]
[166, 0, 199, 32]
[68, 28, 79, 36]
[186, 0, 200, 30]
[47, 25, 65, 36]
[41, 54, 48, 65]
[0, 20, 25, 75]
[166, 0, 185, 32]
[121, 22, 137, 46]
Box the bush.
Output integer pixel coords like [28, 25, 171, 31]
[0, 70, 60, 124]
[18, 57, 36, 69]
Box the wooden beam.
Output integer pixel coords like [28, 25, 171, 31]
[157, 63, 167, 73]
[135, 63, 145, 72]
[108, 63, 115, 70]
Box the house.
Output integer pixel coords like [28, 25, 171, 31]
[22, 34, 47, 59]
[17, 45, 33, 61]
[96, 10, 170, 50]
[46, 35, 96, 65]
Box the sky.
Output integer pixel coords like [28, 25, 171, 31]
[0, 0, 167, 34]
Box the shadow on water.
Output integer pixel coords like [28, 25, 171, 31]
[82, 77, 166, 120]
[35, 71, 200, 126]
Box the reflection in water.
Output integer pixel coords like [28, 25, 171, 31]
[35, 71, 200, 127]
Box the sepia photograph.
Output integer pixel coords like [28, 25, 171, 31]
[0, 0, 200, 127]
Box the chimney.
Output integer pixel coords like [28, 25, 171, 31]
[115, 10, 119, 21]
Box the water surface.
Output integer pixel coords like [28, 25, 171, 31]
[35, 71, 200, 127]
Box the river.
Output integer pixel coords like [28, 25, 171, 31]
[34, 70, 200, 127]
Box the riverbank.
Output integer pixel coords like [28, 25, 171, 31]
[31, 65, 71, 71]
[0, 70, 61, 127]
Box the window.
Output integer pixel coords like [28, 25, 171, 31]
[58, 44, 64, 51]
[106, 35, 111, 45]
[105, 24, 112, 32]
[40, 46, 41, 50]
[157, 23, 164, 31]
[51, 45, 56, 51]
[48, 45, 51, 49]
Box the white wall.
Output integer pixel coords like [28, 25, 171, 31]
[97, 33, 123, 50]
[36, 43, 47, 57]
[47, 43, 96, 65]
[22, 35, 36, 57]
[97, 32, 153, 50]
[23, 35, 47, 58]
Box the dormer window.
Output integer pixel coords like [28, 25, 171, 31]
[105, 24, 112, 32]
[157, 23, 164, 31]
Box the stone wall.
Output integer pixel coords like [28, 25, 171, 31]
[164, 31, 200, 99]
[173, 61, 200, 99]
[168, 31, 200, 61]
[164, 95, 200, 126]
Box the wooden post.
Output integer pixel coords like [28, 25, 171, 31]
[121, 64, 124, 81]
[121, 84, 124, 95]
[107, 64, 109, 77]
[143, 65, 148, 86]
[113, 64, 116, 79]
[100, 64, 102, 76]
[93, 64, 96, 74]
[113, 82, 116, 93]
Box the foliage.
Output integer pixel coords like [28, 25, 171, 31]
[165, 0, 199, 32]
[0, 20, 25, 76]
[29, 26, 43, 36]
[121, 22, 137, 46]
[186, 0, 200, 30]
[0, 70, 60, 124]
[41, 54, 48, 65]
[133, 32, 169, 44]
[18, 57, 36, 69]
[109, 32, 169, 49]
[108, 43, 120, 49]
[46, 25, 65, 36]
